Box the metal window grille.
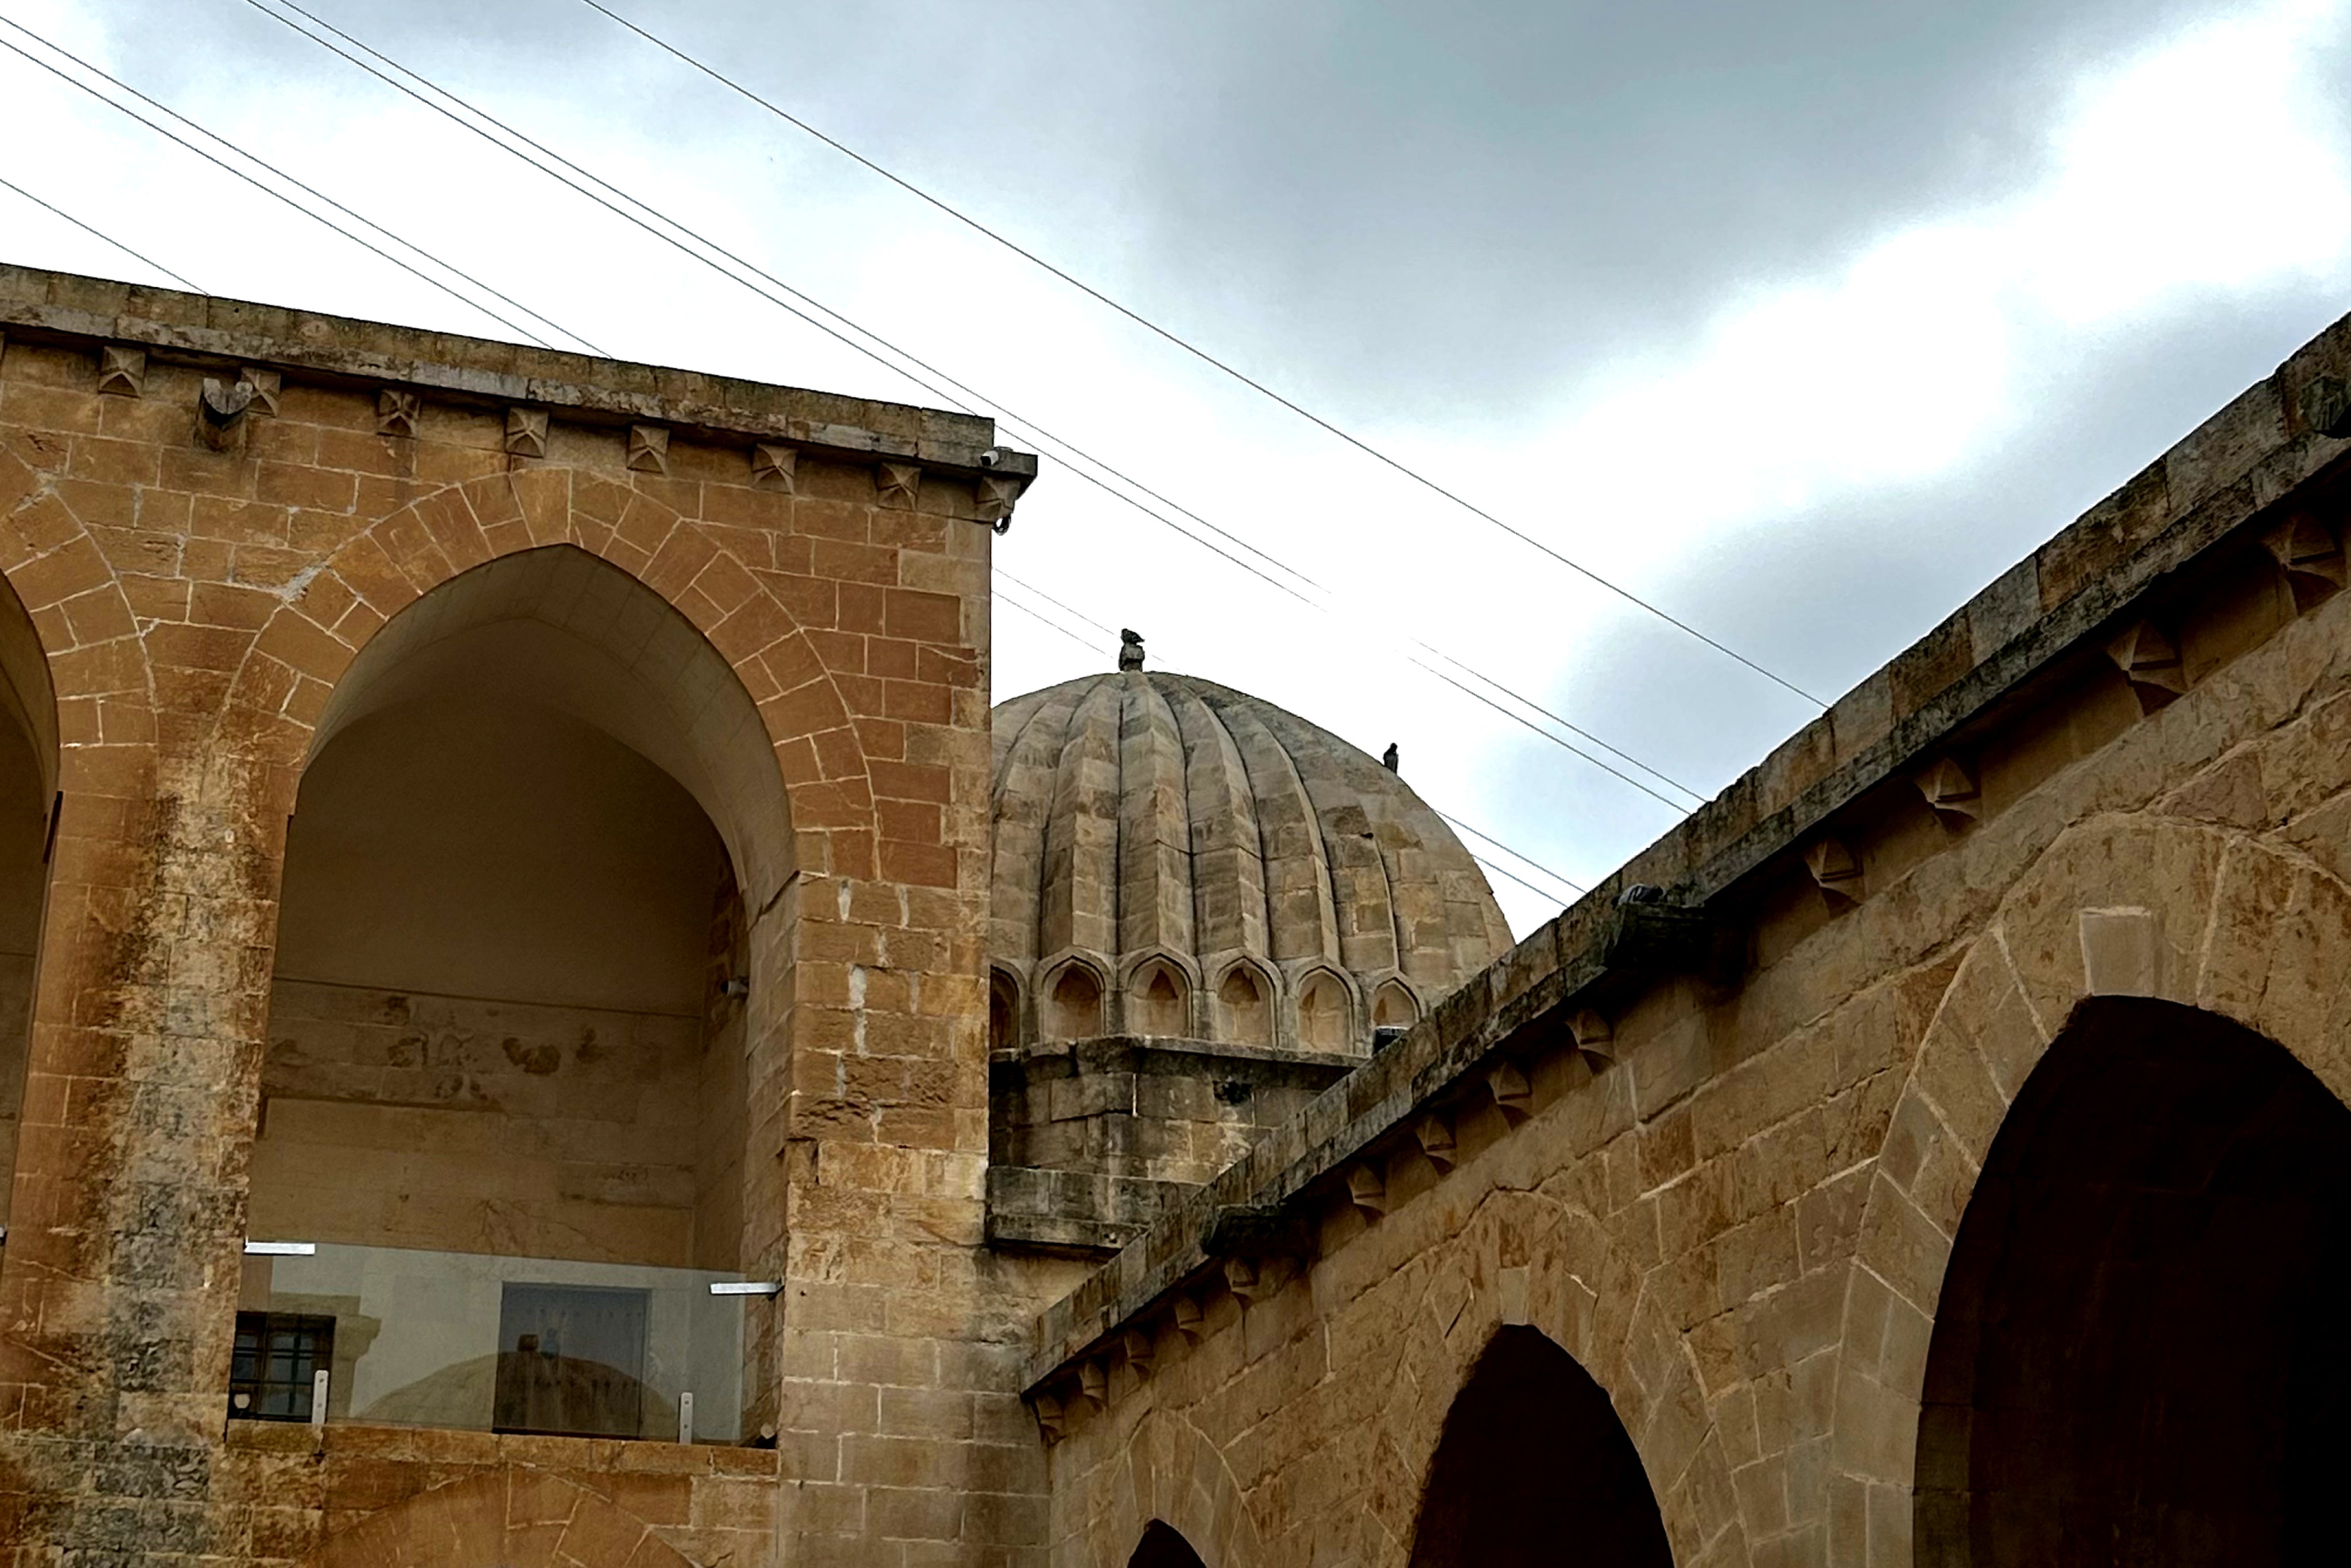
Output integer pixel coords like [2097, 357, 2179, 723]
[229, 1311, 333, 1422]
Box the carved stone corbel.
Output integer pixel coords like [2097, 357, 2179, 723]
[975, 472, 1025, 533]
[1803, 835, 1864, 907]
[1345, 1162, 1388, 1218]
[752, 443, 798, 492]
[1121, 1327, 1155, 1380]
[505, 408, 549, 459]
[1075, 1359, 1107, 1412]
[236, 367, 281, 417]
[1033, 1392, 1066, 1443]
[1170, 1294, 1204, 1345]
[377, 389, 421, 437]
[1487, 1059, 1533, 1120]
[1916, 756, 1981, 824]
[195, 378, 255, 452]
[876, 461, 921, 510]
[2263, 511, 2345, 612]
[1415, 1112, 1457, 1173]
[2107, 619, 2185, 711]
[97, 345, 146, 398]
[626, 424, 670, 475]
[1568, 1008, 1615, 1068]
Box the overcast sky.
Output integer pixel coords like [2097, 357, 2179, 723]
[6, 0, 2351, 934]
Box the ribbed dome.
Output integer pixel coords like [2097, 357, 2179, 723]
[988, 671, 1512, 1056]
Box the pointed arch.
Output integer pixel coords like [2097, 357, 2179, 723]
[1131, 1521, 1208, 1568]
[1291, 965, 1355, 1052]
[1410, 1326, 1672, 1568]
[1913, 997, 2351, 1563]
[1214, 958, 1275, 1049]
[1124, 953, 1194, 1038]
[1043, 953, 1110, 1042]
[1834, 813, 2351, 1547]
[221, 468, 864, 877]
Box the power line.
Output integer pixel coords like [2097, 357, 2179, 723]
[995, 587, 1587, 904]
[0, 22, 569, 352]
[996, 569, 1120, 639]
[1436, 811, 1586, 898]
[575, 0, 1827, 709]
[1471, 853, 1584, 909]
[0, 172, 204, 293]
[995, 587, 1107, 658]
[239, 0, 1705, 824]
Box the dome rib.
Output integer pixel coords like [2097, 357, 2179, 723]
[1039, 679, 1121, 960]
[1117, 676, 1193, 961]
[1211, 693, 1341, 968]
[1167, 681, 1268, 967]
[990, 683, 1086, 975]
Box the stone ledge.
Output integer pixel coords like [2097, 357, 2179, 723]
[987, 1165, 1197, 1254]
[1024, 304, 2351, 1392]
[0, 263, 1037, 482]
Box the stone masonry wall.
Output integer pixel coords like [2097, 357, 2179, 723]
[1030, 314, 2351, 1567]
[0, 265, 1034, 1566]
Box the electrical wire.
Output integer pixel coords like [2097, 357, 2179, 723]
[1437, 812, 1586, 898]
[0, 21, 565, 351]
[0, 171, 204, 293]
[235, 0, 1706, 823]
[994, 587, 1588, 903]
[575, 0, 1827, 709]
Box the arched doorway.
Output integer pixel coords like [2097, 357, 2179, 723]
[1130, 1521, 1206, 1568]
[1410, 1326, 1671, 1568]
[1915, 996, 2351, 1563]
[239, 546, 792, 1443]
[0, 569, 56, 1232]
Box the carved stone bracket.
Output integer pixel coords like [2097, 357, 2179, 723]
[975, 472, 1025, 532]
[1120, 1327, 1155, 1381]
[752, 443, 798, 492]
[505, 408, 549, 459]
[1916, 756, 1981, 824]
[236, 367, 281, 417]
[626, 424, 670, 475]
[1568, 1009, 1615, 1068]
[876, 461, 921, 510]
[1487, 1058, 1533, 1119]
[2263, 511, 2345, 612]
[1804, 835, 1864, 906]
[1415, 1112, 1457, 1173]
[377, 389, 421, 437]
[195, 378, 255, 452]
[96, 345, 145, 398]
[1345, 1162, 1388, 1218]
[1170, 1294, 1204, 1345]
[2107, 619, 2186, 711]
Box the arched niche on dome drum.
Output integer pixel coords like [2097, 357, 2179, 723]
[1217, 962, 1275, 1049]
[1126, 957, 1190, 1038]
[1372, 978, 1421, 1031]
[1042, 960, 1106, 1042]
[1295, 968, 1353, 1052]
[988, 967, 1022, 1054]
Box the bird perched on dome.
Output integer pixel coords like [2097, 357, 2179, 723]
[1118, 629, 1145, 672]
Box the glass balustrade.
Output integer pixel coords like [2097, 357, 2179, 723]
[233, 1241, 754, 1443]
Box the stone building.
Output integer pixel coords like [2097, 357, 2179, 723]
[0, 256, 2346, 1568]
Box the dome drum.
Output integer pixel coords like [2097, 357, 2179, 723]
[987, 669, 1510, 1253]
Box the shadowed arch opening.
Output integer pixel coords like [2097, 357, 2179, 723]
[1130, 1521, 1207, 1568]
[1915, 996, 2351, 1564]
[246, 546, 792, 1443]
[0, 567, 54, 1232]
[1410, 1326, 1671, 1568]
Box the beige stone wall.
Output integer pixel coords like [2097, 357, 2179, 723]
[254, 979, 707, 1266]
[0, 266, 1026, 1566]
[1031, 327, 2351, 1566]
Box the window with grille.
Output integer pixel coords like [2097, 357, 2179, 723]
[229, 1311, 333, 1422]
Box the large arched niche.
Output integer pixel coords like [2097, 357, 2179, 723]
[1914, 996, 2351, 1565]
[0, 565, 53, 1230]
[1409, 1326, 1673, 1568]
[246, 546, 793, 1439]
